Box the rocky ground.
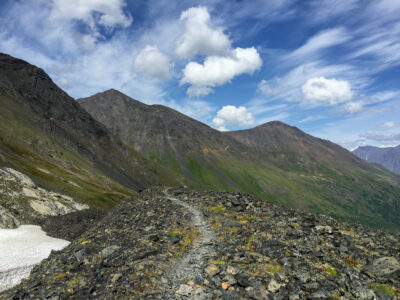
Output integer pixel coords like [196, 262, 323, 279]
[1, 187, 400, 299]
[0, 167, 89, 229]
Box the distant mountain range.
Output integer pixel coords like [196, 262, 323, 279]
[353, 145, 400, 174]
[79, 89, 400, 232]
[1, 53, 400, 232]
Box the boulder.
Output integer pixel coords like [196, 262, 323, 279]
[364, 257, 400, 280]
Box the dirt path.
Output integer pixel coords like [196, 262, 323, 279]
[164, 189, 216, 299]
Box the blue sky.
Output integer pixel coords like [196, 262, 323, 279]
[0, 0, 399, 149]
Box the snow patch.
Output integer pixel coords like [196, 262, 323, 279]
[0, 225, 70, 292]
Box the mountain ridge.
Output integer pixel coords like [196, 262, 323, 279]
[78, 89, 400, 232]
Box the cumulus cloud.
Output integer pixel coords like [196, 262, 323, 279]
[175, 7, 231, 59]
[134, 45, 170, 79]
[345, 102, 363, 113]
[212, 105, 254, 131]
[302, 77, 354, 105]
[181, 47, 262, 96]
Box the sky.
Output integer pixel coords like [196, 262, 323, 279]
[0, 0, 399, 150]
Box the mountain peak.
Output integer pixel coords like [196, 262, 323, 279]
[101, 88, 127, 96]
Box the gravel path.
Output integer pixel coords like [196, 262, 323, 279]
[164, 189, 217, 299]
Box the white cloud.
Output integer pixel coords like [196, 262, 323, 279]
[134, 45, 170, 79]
[168, 99, 216, 122]
[50, 0, 132, 29]
[307, 0, 359, 24]
[56, 77, 69, 88]
[258, 79, 278, 95]
[361, 90, 400, 105]
[212, 105, 254, 131]
[287, 27, 350, 61]
[78, 34, 97, 52]
[186, 86, 214, 97]
[175, 7, 231, 59]
[299, 115, 324, 123]
[48, 0, 132, 52]
[302, 77, 354, 105]
[345, 102, 363, 113]
[181, 47, 262, 96]
[361, 131, 400, 145]
[383, 121, 395, 129]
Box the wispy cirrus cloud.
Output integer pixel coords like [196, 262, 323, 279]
[286, 27, 350, 62]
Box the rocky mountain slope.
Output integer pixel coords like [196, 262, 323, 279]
[0, 53, 188, 213]
[353, 145, 400, 174]
[2, 187, 399, 299]
[78, 90, 400, 232]
[0, 167, 88, 229]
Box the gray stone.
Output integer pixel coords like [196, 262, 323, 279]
[364, 257, 400, 279]
[352, 287, 376, 300]
[267, 278, 281, 293]
[294, 271, 311, 283]
[246, 284, 269, 300]
[314, 225, 333, 234]
[309, 290, 331, 299]
[205, 264, 220, 276]
[226, 265, 239, 275]
[175, 284, 193, 296]
[0, 206, 20, 229]
[100, 245, 121, 258]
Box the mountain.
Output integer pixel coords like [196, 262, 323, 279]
[353, 145, 400, 174]
[226, 121, 365, 168]
[78, 90, 400, 232]
[78, 89, 253, 186]
[0, 53, 186, 214]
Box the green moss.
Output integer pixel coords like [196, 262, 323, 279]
[225, 226, 238, 234]
[238, 215, 256, 222]
[208, 204, 225, 214]
[245, 235, 257, 250]
[326, 265, 337, 277]
[213, 221, 222, 231]
[53, 273, 67, 280]
[265, 263, 282, 274]
[169, 231, 181, 238]
[210, 260, 226, 265]
[73, 277, 83, 283]
[371, 283, 396, 297]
